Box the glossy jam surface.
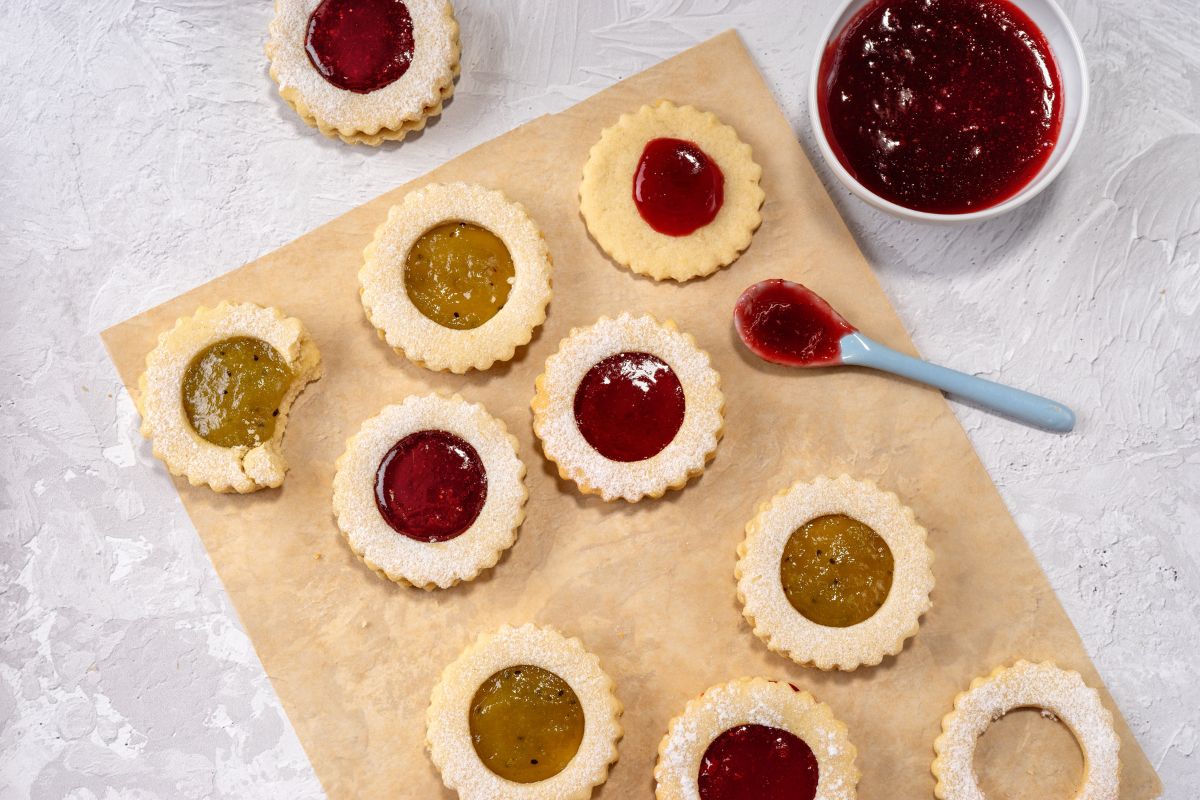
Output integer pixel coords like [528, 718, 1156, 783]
[405, 222, 516, 330]
[633, 137, 725, 236]
[305, 0, 414, 93]
[781, 514, 895, 628]
[573, 352, 686, 462]
[734, 279, 855, 367]
[182, 337, 292, 449]
[469, 665, 585, 784]
[374, 430, 487, 542]
[698, 724, 820, 800]
[818, 0, 1063, 213]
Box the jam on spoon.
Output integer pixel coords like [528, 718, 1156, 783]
[733, 278, 1076, 431]
[734, 278, 855, 367]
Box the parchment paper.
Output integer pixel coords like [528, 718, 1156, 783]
[102, 32, 1161, 799]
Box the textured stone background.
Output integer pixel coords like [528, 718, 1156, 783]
[1, 0, 1197, 797]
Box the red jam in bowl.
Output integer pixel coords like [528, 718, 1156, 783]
[697, 724, 820, 800]
[306, 0, 415, 94]
[633, 138, 725, 236]
[818, 0, 1063, 214]
[375, 430, 487, 542]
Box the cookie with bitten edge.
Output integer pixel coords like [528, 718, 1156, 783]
[137, 302, 321, 493]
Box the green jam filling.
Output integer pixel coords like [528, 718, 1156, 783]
[405, 222, 515, 329]
[781, 513, 894, 628]
[181, 336, 291, 448]
[469, 664, 585, 783]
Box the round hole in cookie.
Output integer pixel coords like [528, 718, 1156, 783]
[573, 351, 686, 462]
[469, 664, 585, 784]
[181, 336, 292, 449]
[973, 706, 1084, 800]
[374, 429, 487, 542]
[305, 0, 415, 94]
[697, 723, 819, 800]
[403, 221, 516, 330]
[780, 513, 894, 628]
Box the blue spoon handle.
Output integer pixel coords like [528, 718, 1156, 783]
[839, 332, 1076, 432]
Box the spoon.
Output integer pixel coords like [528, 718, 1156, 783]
[733, 279, 1075, 432]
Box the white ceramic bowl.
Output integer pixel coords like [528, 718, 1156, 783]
[808, 0, 1090, 223]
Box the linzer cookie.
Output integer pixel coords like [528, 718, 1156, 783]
[332, 393, 527, 589]
[933, 661, 1120, 800]
[532, 313, 724, 502]
[427, 624, 622, 799]
[655, 677, 859, 800]
[137, 302, 322, 493]
[736, 476, 934, 671]
[266, 0, 459, 145]
[360, 182, 553, 372]
[580, 101, 764, 280]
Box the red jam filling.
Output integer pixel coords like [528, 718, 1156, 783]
[573, 352, 686, 462]
[818, 0, 1063, 214]
[374, 430, 487, 542]
[633, 138, 725, 236]
[698, 724, 820, 800]
[305, 0, 415, 94]
[734, 279, 856, 367]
